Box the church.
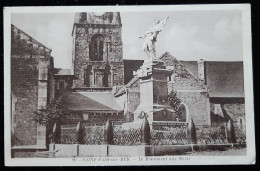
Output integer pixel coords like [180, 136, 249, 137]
[10, 12, 245, 151]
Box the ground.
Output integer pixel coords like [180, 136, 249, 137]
[184, 147, 246, 156]
[15, 147, 247, 158]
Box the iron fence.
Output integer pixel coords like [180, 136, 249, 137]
[83, 126, 105, 145]
[61, 127, 77, 144]
[59, 120, 246, 145]
[196, 125, 227, 144]
[150, 122, 188, 145]
[234, 125, 246, 143]
[113, 126, 141, 146]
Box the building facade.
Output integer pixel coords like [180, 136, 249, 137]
[114, 52, 245, 127]
[71, 12, 124, 91]
[11, 24, 55, 149]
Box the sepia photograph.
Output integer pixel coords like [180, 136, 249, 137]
[4, 4, 255, 166]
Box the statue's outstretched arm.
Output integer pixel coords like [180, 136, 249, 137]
[139, 32, 152, 39]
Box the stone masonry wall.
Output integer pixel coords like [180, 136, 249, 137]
[161, 52, 207, 91]
[11, 24, 53, 146]
[126, 79, 140, 122]
[176, 92, 210, 125]
[161, 52, 210, 125]
[222, 104, 245, 121]
[72, 24, 124, 88]
[11, 57, 39, 145]
[123, 75, 211, 125]
[210, 102, 245, 129]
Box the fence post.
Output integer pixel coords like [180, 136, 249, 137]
[75, 121, 83, 144]
[104, 119, 113, 145]
[227, 119, 236, 143]
[141, 116, 150, 145]
[51, 123, 57, 144]
[188, 118, 197, 144]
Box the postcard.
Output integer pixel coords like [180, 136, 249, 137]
[4, 4, 255, 166]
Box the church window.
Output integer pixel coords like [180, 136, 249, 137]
[89, 34, 104, 61]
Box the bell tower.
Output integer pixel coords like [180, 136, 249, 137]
[71, 12, 124, 91]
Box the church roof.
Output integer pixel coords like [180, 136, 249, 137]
[60, 91, 123, 112]
[179, 61, 198, 77]
[122, 52, 244, 98]
[205, 61, 244, 98]
[114, 77, 140, 97]
[179, 60, 244, 98]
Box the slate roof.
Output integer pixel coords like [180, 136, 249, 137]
[179, 61, 244, 98]
[121, 52, 244, 98]
[179, 61, 198, 77]
[114, 77, 140, 97]
[205, 61, 244, 98]
[60, 91, 123, 112]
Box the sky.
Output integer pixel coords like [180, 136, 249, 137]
[11, 10, 242, 69]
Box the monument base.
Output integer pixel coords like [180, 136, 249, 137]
[132, 58, 174, 124]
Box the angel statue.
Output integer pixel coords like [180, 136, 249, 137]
[139, 17, 170, 60]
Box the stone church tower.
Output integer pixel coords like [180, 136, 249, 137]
[71, 12, 124, 91]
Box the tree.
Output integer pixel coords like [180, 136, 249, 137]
[33, 97, 70, 143]
[168, 90, 181, 112]
[34, 97, 69, 127]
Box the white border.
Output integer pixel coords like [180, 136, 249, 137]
[4, 4, 255, 166]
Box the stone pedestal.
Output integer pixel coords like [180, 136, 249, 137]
[133, 59, 173, 123]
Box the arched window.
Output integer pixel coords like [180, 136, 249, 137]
[89, 34, 104, 61]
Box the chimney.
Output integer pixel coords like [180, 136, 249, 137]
[197, 59, 205, 83]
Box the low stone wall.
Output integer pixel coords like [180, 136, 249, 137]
[11, 145, 47, 158]
[50, 143, 246, 157]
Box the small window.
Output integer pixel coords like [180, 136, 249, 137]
[59, 81, 65, 90]
[83, 114, 89, 120]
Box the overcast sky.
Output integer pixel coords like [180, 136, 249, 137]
[11, 10, 242, 68]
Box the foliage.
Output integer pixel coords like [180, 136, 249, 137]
[33, 97, 69, 128]
[168, 90, 181, 111]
